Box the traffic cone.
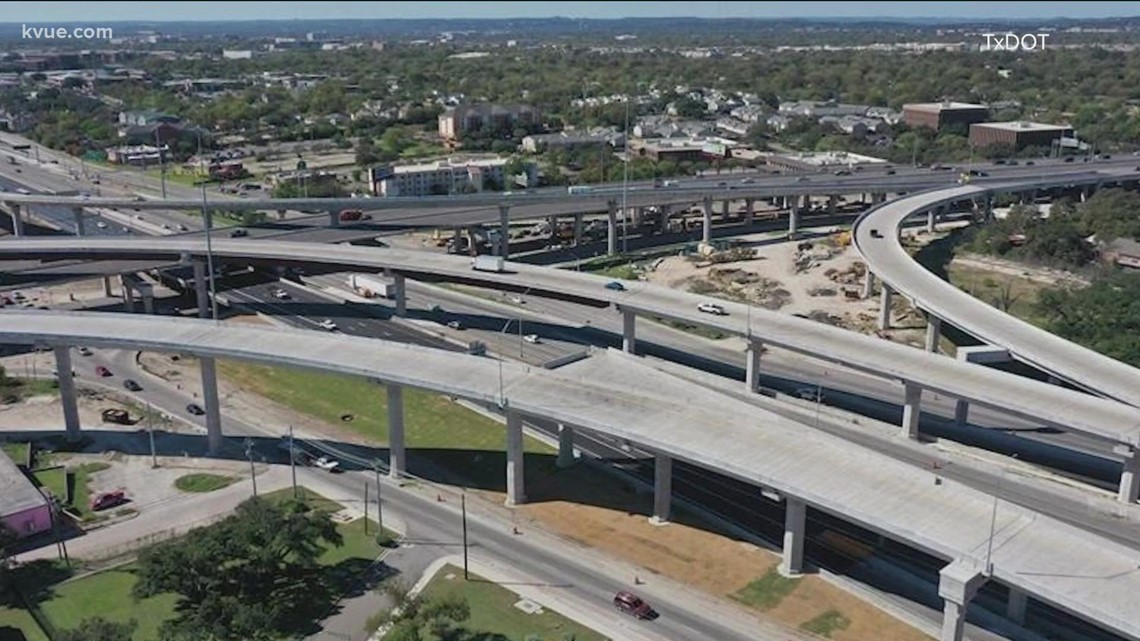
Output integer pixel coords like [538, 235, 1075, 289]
[436, 493, 444, 502]
[512, 525, 521, 535]
[634, 575, 642, 585]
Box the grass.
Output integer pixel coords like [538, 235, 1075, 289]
[37, 564, 179, 641]
[731, 568, 800, 611]
[398, 141, 450, 160]
[0, 377, 58, 403]
[33, 467, 68, 501]
[800, 609, 851, 637]
[215, 360, 553, 487]
[593, 263, 640, 280]
[173, 473, 240, 493]
[945, 262, 1048, 324]
[0, 605, 50, 641]
[420, 564, 608, 641]
[650, 316, 731, 340]
[69, 462, 111, 522]
[1, 441, 31, 467]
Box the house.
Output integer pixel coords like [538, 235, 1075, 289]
[715, 117, 751, 138]
[105, 144, 167, 166]
[118, 110, 180, 127]
[730, 104, 767, 123]
[766, 114, 791, 132]
[0, 450, 52, 539]
[1103, 238, 1140, 269]
[968, 121, 1073, 150]
[521, 129, 622, 153]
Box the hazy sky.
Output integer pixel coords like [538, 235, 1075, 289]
[0, 1, 1136, 22]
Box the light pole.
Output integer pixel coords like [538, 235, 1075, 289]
[146, 402, 157, 469]
[155, 128, 168, 200]
[200, 184, 219, 321]
[372, 460, 384, 533]
[621, 91, 631, 254]
[245, 437, 258, 497]
[288, 424, 298, 499]
[461, 492, 469, 580]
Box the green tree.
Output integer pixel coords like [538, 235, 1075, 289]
[355, 138, 379, 167]
[56, 617, 138, 641]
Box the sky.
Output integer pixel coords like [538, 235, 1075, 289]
[0, 1, 1136, 22]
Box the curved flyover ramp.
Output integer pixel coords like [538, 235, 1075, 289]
[853, 172, 1140, 408]
[1, 310, 1139, 641]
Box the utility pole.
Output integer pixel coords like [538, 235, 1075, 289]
[461, 493, 469, 580]
[288, 424, 298, 499]
[373, 460, 384, 532]
[201, 184, 219, 321]
[364, 483, 370, 536]
[147, 402, 157, 468]
[621, 92, 631, 254]
[155, 128, 167, 200]
[244, 437, 257, 497]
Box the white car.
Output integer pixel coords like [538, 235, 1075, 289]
[509, 295, 525, 304]
[794, 387, 825, 402]
[318, 319, 338, 331]
[77, 347, 92, 356]
[314, 457, 340, 472]
[95, 221, 107, 229]
[697, 302, 728, 316]
[271, 288, 291, 300]
[523, 334, 540, 344]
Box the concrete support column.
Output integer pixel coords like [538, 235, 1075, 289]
[954, 399, 969, 427]
[702, 196, 713, 243]
[621, 308, 636, 354]
[329, 210, 340, 227]
[451, 227, 461, 252]
[874, 192, 886, 205]
[878, 284, 893, 330]
[141, 291, 155, 315]
[547, 215, 557, 234]
[392, 273, 406, 317]
[744, 198, 755, 225]
[607, 201, 618, 256]
[10, 204, 23, 237]
[387, 384, 405, 479]
[1116, 445, 1139, 504]
[658, 205, 671, 234]
[200, 356, 223, 454]
[72, 207, 86, 236]
[862, 270, 876, 299]
[789, 198, 800, 237]
[901, 381, 922, 440]
[632, 207, 643, 227]
[828, 195, 837, 215]
[193, 260, 209, 319]
[121, 277, 135, 313]
[1006, 588, 1028, 625]
[54, 347, 81, 440]
[102, 275, 114, 298]
[505, 410, 526, 506]
[779, 498, 806, 577]
[556, 424, 575, 468]
[925, 314, 942, 353]
[574, 213, 584, 246]
[745, 340, 763, 394]
[650, 453, 673, 525]
[720, 199, 731, 221]
[927, 209, 936, 234]
[498, 205, 510, 259]
[1080, 188, 1088, 203]
[938, 561, 985, 641]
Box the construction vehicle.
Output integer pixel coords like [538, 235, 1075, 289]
[100, 408, 131, 425]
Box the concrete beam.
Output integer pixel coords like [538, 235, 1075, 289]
[925, 314, 942, 353]
[556, 424, 575, 468]
[1006, 587, 1028, 625]
[901, 381, 921, 440]
[778, 498, 806, 577]
[607, 201, 618, 255]
[957, 345, 1012, 365]
[745, 341, 763, 394]
[702, 196, 713, 243]
[498, 205, 510, 259]
[54, 347, 81, 440]
[72, 207, 86, 236]
[1115, 445, 1139, 504]
[650, 453, 673, 525]
[392, 273, 407, 317]
[200, 356, 223, 454]
[878, 284, 893, 330]
[938, 560, 986, 641]
[387, 383, 405, 478]
[505, 410, 526, 506]
[621, 308, 636, 354]
[193, 260, 209, 319]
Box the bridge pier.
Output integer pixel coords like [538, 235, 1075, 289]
[745, 340, 763, 394]
[926, 209, 936, 234]
[954, 399, 969, 427]
[925, 314, 942, 353]
[200, 356, 223, 454]
[901, 381, 922, 439]
[952, 346, 1012, 427]
[878, 284, 893, 330]
[54, 347, 81, 440]
[607, 201, 618, 255]
[744, 198, 754, 226]
[102, 275, 114, 298]
[788, 198, 800, 237]
[650, 453, 672, 525]
[141, 285, 155, 315]
[574, 213, 584, 246]
[702, 196, 713, 243]
[392, 273, 406, 317]
[72, 207, 86, 236]
[721, 199, 731, 222]
[1006, 587, 1028, 625]
[121, 276, 136, 313]
[8, 203, 23, 237]
[658, 204, 672, 234]
[556, 424, 576, 468]
[1116, 445, 1139, 504]
[873, 192, 886, 205]
[498, 205, 510, 259]
[621, 308, 636, 354]
[328, 210, 340, 227]
[938, 561, 985, 641]
[387, 384, 405, 478]
[778, 498, 806, 577]
[505, 410, 526, 506]
[193, 260, 209, 319]
[828, 195, 838, 215]
[862, 270, 875, 299]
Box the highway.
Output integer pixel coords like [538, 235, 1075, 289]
[854, 179, 1140, 410]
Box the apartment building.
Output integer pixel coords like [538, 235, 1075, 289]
[369, 158, 535, 197]
[437, 103, 540, 140]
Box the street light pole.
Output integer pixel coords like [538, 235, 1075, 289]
[621, 92, 631, 254]
[146, 402, 157, 469]
[245, 437, 258, 497]
[461, 492, 469, 580]
[201, 184, 219, 321]
[288, 424, 298, 499]
[155, 128, 167, 200]
[373, 460, 384, 532]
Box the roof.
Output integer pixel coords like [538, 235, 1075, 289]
[903, 101, 989, 112]
[0, 449, 48, 517]
[971, 121, 1072, 132]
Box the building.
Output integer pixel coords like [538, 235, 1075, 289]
[0, 449, 52, 539]
[369, 158, 536, 197]
[0, 110, 33, 133]
[778, 101, 871, 118]
[1103, 238, 1140, 269]
[968, 121, 1074, 150]
[105, 144, 168, 166]
[521, 129, 622, 153]
[437, 103, 540, 140]
[118, 110, 181, 127]
[902, 101, 990, 131]
[761, 150, 888, 172]
[628, 137, 737, 162]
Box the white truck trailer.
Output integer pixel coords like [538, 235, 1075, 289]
[471, 255, 506, 273]
[348, 274, 396, 298]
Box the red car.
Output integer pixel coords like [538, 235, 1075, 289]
[95, 366, 112, 377]
[613, 591, 656, 620]
[90, 489, 126, 511]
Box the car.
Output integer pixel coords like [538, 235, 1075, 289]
[833, 169, 851, 176]
[270, 288, 290, 300]
[1007, 159, 1019, 165]
[508, 295, 525, 305]
[1064, 156, 1075, 163]
[795, 176, 809, 183]
[993, 159, 1007, 165]
[740, 177, 754, 184]
[95, 365, 111, 377]
[1101, 154, 1112, 160]
[886, 169, 896, 175]
[318, 319, 339, 331]
[613, 591, 656, 620]
[523, 334, 540, 344]
[95, 221, 107, 229]
[77, 347, 92, 356]
[429, 304, 444, 313]
[161, 223, 171, 230]
[123, 379, 142, 392]
[230, 228, 249, 238]
[446, 320, 464, 330]
[314, 457, 340, 472]
[186, 403, 205, 416]
[870, 229, 883, 239]
[177, 224, 189, 231]
[101, 408, 131, 425]
[697, 302, 727, 315]
[90, 490, 126, 511]
[1025, 160, 1035, 166]
[134, 214, 144, 221]
[717, 181, 727, 187]
[794, 386, 825, 402]
[605, 281, 626, 292]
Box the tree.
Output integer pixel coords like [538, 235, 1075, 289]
[355, 138, 379, 167]
[133, 497, 343, 641]
[56, 617, 138, 641]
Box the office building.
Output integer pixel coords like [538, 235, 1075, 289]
[902, 101, 990, 131]
[968, 121, 1073, 150]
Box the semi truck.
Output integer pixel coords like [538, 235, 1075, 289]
[348, 273, 396, 298]
[471, 255, 506, 273]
